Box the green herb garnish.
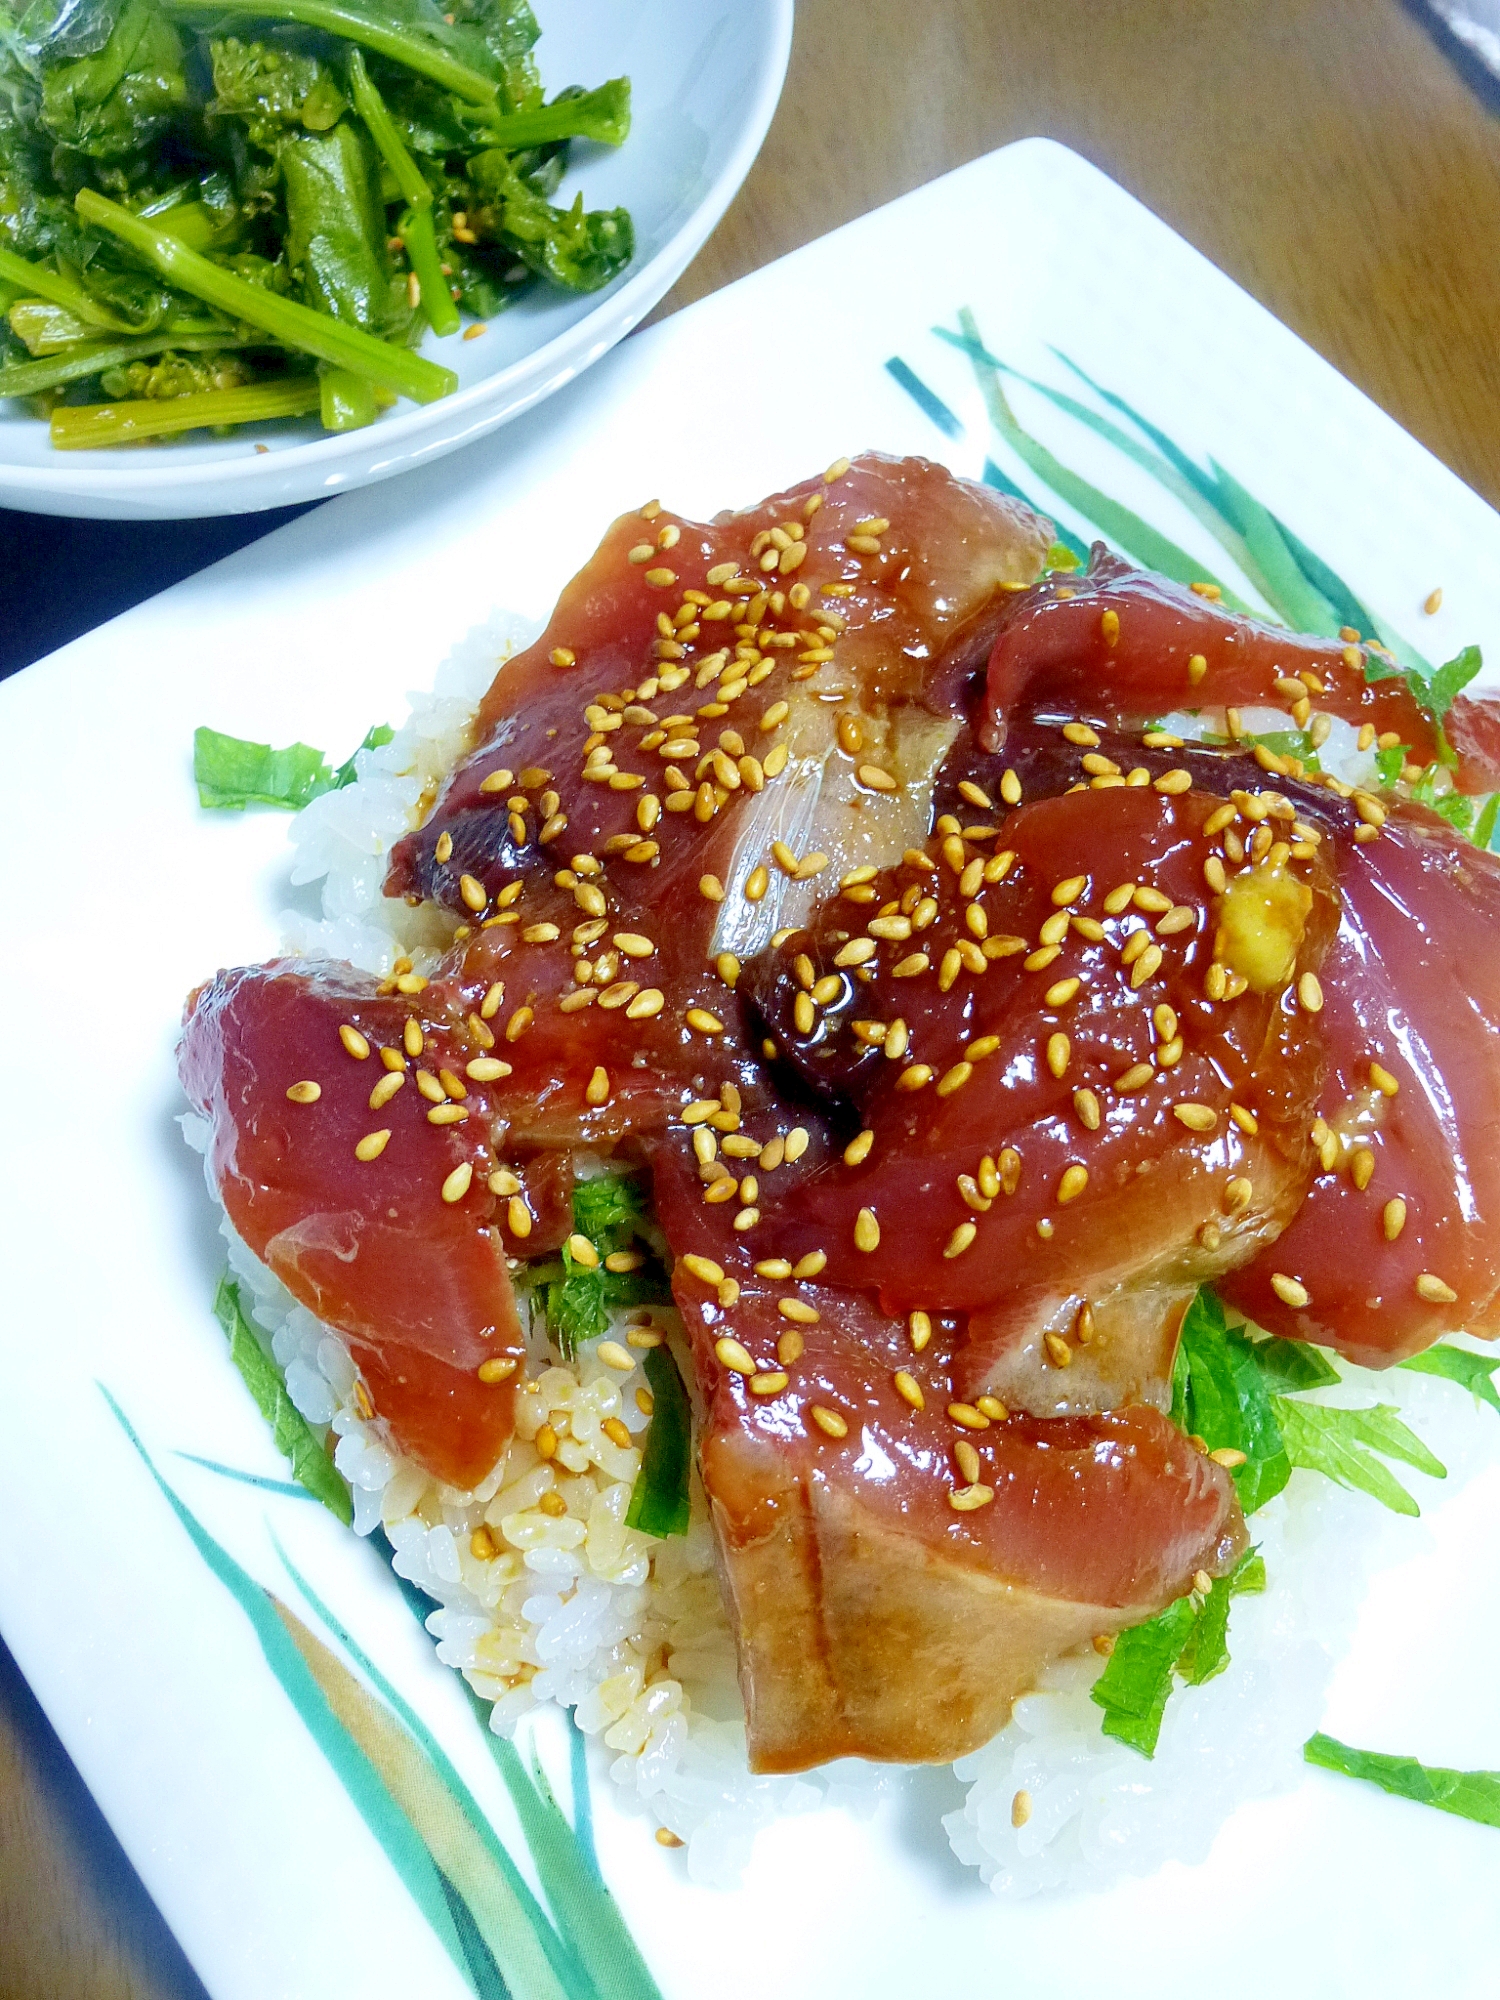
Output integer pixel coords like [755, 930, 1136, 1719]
[540, 1172, 668, 1357]
[1171, 1287, 1290, 1515]
[1304, 1733, 1500, 1829]
[624, 1343, 691, 1540]
[1399, 1341, 1500, 1415]
[213, 1274, 352, 1521]
[1272, 1397, 1445, 1518]
[1090, 1547, 1265, 1756]
[193, 720, 391, 808]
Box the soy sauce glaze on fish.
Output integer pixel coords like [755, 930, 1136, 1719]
[181, 455, 1500, 1770]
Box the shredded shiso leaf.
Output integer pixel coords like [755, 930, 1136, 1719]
[533, 1172, 668, 1358]
[1400, 1342, 1500, 1414]
[1106, 1289, 1463, 1758]
[1091, 1548, 1265, 1756]
[1304, 1733, 1500, 1830]
[193, 720, 390, 808]
[213, 1273, 352, 1520]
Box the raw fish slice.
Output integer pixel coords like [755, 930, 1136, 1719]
[386, 454, 1050, 973]
[650, 1149, 1244, 1771]
[1222, 804, 1500, 1362]
[180, 961, 525, 1488]
[739, 778, 1337, 1414]
[983, 549, 1441, 763]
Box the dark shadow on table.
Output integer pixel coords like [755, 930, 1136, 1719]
[0, 1631, 210, 2000]
[0, 505, 316, 684]
[1402, 0, 1500, 116]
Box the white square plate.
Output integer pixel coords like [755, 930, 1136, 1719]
[4, 138, 1500, 2000]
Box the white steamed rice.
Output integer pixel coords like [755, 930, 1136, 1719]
[184, 611, 1496, 1892]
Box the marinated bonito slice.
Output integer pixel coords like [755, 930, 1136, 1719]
[1222, 804, 1500, 1363]
[179, 961, 525, 1488]
[739, 779, 1338, 1415]
[652, 1153, 1244, 1771]
[983, 549, 1442, 765]
[387, 454, 1051, 970]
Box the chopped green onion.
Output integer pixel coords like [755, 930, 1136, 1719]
[74, 189, 457, 406]
[51, 378, 321, 448]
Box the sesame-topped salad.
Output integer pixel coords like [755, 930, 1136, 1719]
[0, 0, 630, 446]
[181, 453, 1500, 1881]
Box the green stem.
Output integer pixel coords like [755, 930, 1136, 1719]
[75, 189, 457, 405]
[347, 47, 431, 209]
[319, 365, 376, 431]
[158, 0, 498, 103]
[0, 245, 134, 331]
[398, 208, 460, 337]
[50, 377, 321, 448]
[471, 80, 630, 150]
[0, 333, 257, 399]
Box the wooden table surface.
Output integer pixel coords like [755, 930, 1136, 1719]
[4, 1, 1498, 1993]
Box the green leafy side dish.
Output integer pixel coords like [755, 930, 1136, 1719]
[0, 0, 632, 445]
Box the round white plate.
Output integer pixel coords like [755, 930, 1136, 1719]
[0, 0, 792, 519]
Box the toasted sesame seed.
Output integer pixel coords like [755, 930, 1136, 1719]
[1270, 1272, 1310, 1309]
[809, 1405, 849, 1441]
[1045, 976, 1082, 1008]
[854, 1207, 881, 1252]
[890, 1369, 924, 1411]
[715, 1336, 757, 1376]
[744, 864, 770, 903]
[1370, 1062, 1399, 1096]
[1057, 1164, 1089, 1204]
[286, 1080, 323, 1105]
[937, 1061, 974, 1097]
[1383, 1197, 1408, 1240]
[1173, 1103, 1218, 1133]
[941, 1221, 976, 1259]
[1046, 1032, 1071, 1079]
[427, 1103, 467, 1126]
[1072, 1088, 1102, 1131]
[476, 1356, 518, 1387]
[682, 1253, 725, 1286]
[1349, 1146, 1375, 1190]
[843, 1128, 875, 1168]
[339, 1024, 372, 1061]
[1000, 769, 1022, 805]
[354, 1128, 391, 1161]
[1043, 1331, 1073, 1368]
[440, 1161, 473, 1204]
[948, 1482, 994, 1512]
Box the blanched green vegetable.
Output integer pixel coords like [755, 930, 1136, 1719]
[38, 0, 189, 160]
[0, 0, 632, 440]
[51, 373, 321, 442]
[281, 122, 392, 330]
[76, 187, 456, 401]
[1090, 1548, 1265, 1756]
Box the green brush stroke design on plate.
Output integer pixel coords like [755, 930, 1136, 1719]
[101, 1383, 663, 2000]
